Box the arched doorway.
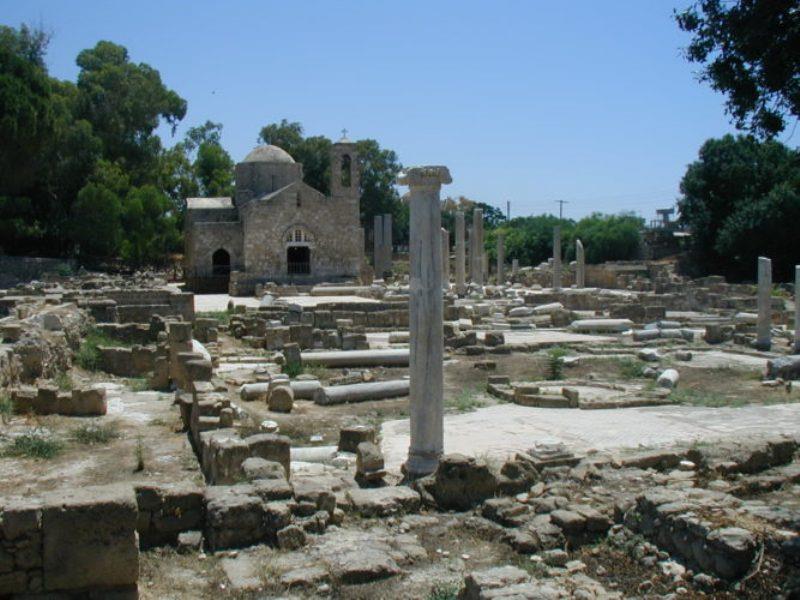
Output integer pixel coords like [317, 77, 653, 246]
[211, 248, 231, 291]
[287, 246, 310, 275]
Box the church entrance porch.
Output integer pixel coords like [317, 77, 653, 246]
[287, 246, 311, 275]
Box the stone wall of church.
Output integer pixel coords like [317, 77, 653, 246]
[185, 221, 243, 278]
[238, 184, 362, 289]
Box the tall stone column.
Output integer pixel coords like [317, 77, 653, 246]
[441, 228, 450, 289]
[496, 233, 505, 283]
[575, 239, 585, 288]
[397, 166, 451, 478]
[795, 265, 800, 354]
[382, 213, 393, 276]
[553, 226, 562, 291]
[455, 211, 466, 294]
[756, 256, 772, 350]
[472, 208, 484, 285]
[373, 215, 384, 276]
[512, 259, 519, 275]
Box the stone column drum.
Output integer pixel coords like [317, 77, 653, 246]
[756, 256, 772, 350]
[472, 208, 484, 285]
[575, 238, 585, 288]
[455, 211, 466, 294]
[397, 166, 451, 478]
[373, 215, 384, 276]
[441, 227, 450, 289]
[496, 233, 505, 283]
[382, 213, 393, 276]
[553, 226, 562, 291]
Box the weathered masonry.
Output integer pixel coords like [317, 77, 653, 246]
[184, 136, 364, 293]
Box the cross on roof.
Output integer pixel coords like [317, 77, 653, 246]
[341, 128, 348, 140]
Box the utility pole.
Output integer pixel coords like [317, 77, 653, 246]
[555, 199, 568, 219]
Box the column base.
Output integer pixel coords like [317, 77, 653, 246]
[403, 450, 441, 480]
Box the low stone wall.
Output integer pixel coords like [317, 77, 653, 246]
[0, 256, 76, 288]
[0, 483, 139, 596]
[10, 385, 107, 416]
[98, 345, 156, 377]
[135, 483, 205, 549]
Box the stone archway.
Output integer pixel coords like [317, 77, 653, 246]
[211, 248, 231, 291]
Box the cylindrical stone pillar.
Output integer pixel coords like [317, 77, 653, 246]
[397, 166, 451, 478]
[373, 215, 384, 276]
[441, 227, 450, 289]
[496, 233, 505, 283]
[576, 239, 585, 288]
[382, 213, 393, 276]
[756, 256, 772, 350]
[553, 226, 562, 291]
[473, 208, 484, 285]
[512, 258, 519, 275]
[455, 211, 466, 294]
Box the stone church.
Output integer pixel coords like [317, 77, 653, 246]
[184, 137, 364, 293]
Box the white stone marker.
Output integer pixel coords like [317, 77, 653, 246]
[455, 211, 466, 295]
[496, 233, 505, 283]
[441, 227, 450, 289]
[472, 208, 484, 285]
[795, 265, 800, 354]
[575, 238, 585, 288]
[756, 256, 772, 351]
[398, 165, 451, 478]
[382, 213, 393, 276]
[553, 226, 562, 291]
[373, 215, 384, 276]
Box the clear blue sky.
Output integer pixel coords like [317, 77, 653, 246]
[3, 0, 773, 220]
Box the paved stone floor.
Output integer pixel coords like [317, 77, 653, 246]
[194, 293, 378, 312]
[380, 402, 800, 471]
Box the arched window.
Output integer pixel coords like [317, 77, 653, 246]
[340, 154, 352, 188]
[285, 227, 313, 243]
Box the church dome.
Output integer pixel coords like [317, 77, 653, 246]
[242, 144, 295, 164]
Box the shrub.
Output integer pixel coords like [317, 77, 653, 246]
[72, 421, 119, 445]
[75, 328, 122, 371]
[0, 393, 12, 423]
[282, 360, 303, 378]
[546, 346, 569, 380]
[4, 430, 63, 459]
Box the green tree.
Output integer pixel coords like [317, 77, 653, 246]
[120, 185, 180, 265]
[75, 41, 187, 179]
[194, 141, 233, 197]
[678, 134, 800, 280]
[567, 213, 643, 263]
[487, 215, 573, 266]
[675, 0, 800, 138]
[257, 121, 403, 241]
[70, 182, 122, 260]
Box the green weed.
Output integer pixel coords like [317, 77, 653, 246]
[197, 311, 231, 326]
[671, 388, 746, 408]
[427, 582, 460, 600]
[71, 421, 119, 445]
[4, 430, 63, 459]
[616, 357, 645, 379]
[75, 328, 125, 371]
[447, 387, 486, 412]
[54, 371, 73, 391]
[0, 393, 12, 424]
[127, 378, 149, 392]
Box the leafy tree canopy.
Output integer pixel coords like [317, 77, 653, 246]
[676, 0, 800, 138]
[678, 134, 800, 281]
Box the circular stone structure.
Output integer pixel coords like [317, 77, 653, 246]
[242, 144, 295, 164]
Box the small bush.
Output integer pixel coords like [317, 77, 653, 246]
[72, 421, 119, 445]
[75, 328, 123, 371]
[54, 371, 73, 391]
[0, 393, 12, 423]
[197, 311, 231, 326]
[428, 582, 460, 600]
[282, 360, 303, 378]
[447, 387, 486, 412]
[55, 263, 73, 277]
[4, 430, 63, 459]
[546, 347, 569, 380]
[616, 357, 645, 379]
[127, 378, 149, 392]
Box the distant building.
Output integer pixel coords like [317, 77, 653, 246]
[184, 137, 363, 293]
